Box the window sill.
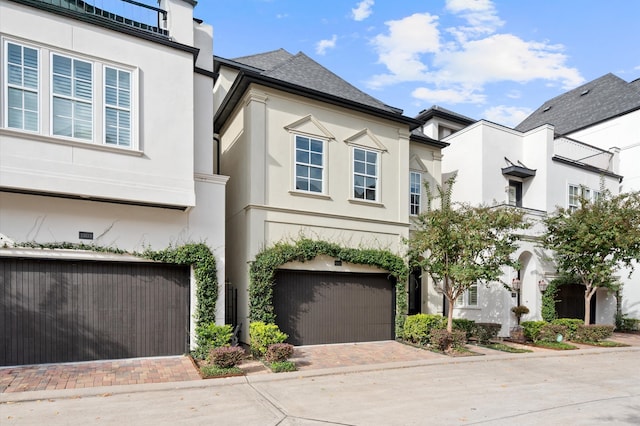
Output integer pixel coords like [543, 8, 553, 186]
[288, 190, 332, 200]
[0, 128, 143, 157]
[348, 198, 384, 208]
[454, 306, 481, 311]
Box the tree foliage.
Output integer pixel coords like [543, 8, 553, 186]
[407, 175, 529, 332]
[542, 189, 640, 324]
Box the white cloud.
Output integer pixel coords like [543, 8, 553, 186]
[368, 13, 440, 87]
[316, 35, 338, 55]
[352, 0, 374, 22]
[482, 105, 532, 127]
[366, 2, 584, 107]
[412, 86, 485, 104]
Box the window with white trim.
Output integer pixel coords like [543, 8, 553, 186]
[353, 147, 378, 201]
[410, 171, 421, 215]
[2, 39, 134, 149]
[104, 67, 131, 146]
[5, 42, 39, 131]
[455, 283, 478, 307]
[52, 53, 93, 140]
[568, 184, 580, 212]
[295, 135, 324, 193]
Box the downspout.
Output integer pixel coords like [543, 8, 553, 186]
[214, 133, 221, 174]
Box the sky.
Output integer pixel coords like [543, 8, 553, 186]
[192, 0, 640, 127]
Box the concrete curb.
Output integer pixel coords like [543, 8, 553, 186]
[2, 345, 638, 404]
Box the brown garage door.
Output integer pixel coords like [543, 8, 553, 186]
[273, 270, 395, 345]
[0, 257, 190, 366]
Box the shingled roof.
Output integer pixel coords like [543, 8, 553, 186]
[227, 48, 403, 115]
[515, 73, 640, 135]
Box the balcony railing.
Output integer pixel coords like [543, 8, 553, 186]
[19, 0, 168, 36]
[554, 137, 613, 171]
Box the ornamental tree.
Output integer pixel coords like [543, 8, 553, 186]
[542, 189, 640, 325]
[407, 175, 529, 333]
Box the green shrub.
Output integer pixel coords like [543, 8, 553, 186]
[521, 321, 547, 342]
[430, 328, 467, 351]
[269, 361, 296, 373]
[403, 314, 446, 345]
[264, 343, 294, 363]
[474, 323, 501, 344]
[551, 318, 583, 340]
[617, 316, 640, 332]
[209, 346, 245, 368]
[193, 323, 233, 360]
[249, 322, 288, 357]
[538, 324, 569, 343]
[575, 324, 615, 342]
[453, 318, 476, 339]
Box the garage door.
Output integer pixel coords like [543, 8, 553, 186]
[273, 270, 395, 345]
[0, 257, 190, 366]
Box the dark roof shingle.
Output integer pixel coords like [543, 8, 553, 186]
[515, 73, 640, 135]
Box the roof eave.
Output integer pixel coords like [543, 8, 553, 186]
[215, 71, 421, 131]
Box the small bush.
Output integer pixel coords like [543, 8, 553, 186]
[430, 329, 466, 352]
[264, 343, 294, 363]
[209, 346, 245, 368]
[193, 323, 233, 359]
[617, 317, 640, 332]
[538, 324, 569, 343]
[474, 323, 501, 344]
[250, 322, 288, 357]
[453, 318, 476, 339]
[269, 361, 296, 373]
[521, 321, 546, 342]
[551, 318, 583, 340]
[575, 324, 614, 342]
[403, 314, 446, 345]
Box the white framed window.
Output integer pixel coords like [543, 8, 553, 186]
[353, 147, 378, 201]
[568, 184, 580, 212]
[410, 171, 421, 215]
[5, 41, 39, 132]
[2, 38, 136, 150]
[592, 190, 602, 202]
[294, 135, 324, 193]
[104, 67, 131, 147]
[455, 283, 478, 307]
[51, 53, 93, 140]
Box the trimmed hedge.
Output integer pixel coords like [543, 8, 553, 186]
[538, 324, 569, 343]
[249, 322, 288, 357]
[474, 323, 501, 344]
[453, 318, 476, 339]
[403, 314, 447, 345]
[551, 318, 583, 340]
[209, 346, 245, 368]
[264, 343, 294, 363]
[430, 329, 467, 351]
[521, 321, 546, 342]
[194, 323, 233, 360]
[575, 324, 614, 342]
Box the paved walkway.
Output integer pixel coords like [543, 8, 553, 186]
[2, 332, 638, 394]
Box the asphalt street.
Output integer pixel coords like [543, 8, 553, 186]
[2, 348, 639, 425]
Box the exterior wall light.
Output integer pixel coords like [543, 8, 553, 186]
[538, 279, 549, 292]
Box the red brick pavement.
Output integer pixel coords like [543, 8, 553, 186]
[0, 356, 202, 394]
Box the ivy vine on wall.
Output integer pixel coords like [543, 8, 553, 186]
[14, 241, 218, 328]
[249, 238, 409, 335]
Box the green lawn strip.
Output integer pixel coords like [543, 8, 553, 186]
[532, 341, 578, 350]
[199, 365, 244, 378]
[266, 361, 296, 372]
[478, 342, 533, 353]
[570, 340, 630, 347]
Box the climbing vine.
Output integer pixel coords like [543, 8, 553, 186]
[143, 243, 218, 327]
[541, 277, 562, 322]
[249, 238, 409, 335]
[13, 241, 218, 328]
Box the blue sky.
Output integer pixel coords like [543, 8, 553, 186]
[193, 0, 640, 127]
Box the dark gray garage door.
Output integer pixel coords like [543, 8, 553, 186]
[273, 270, 395, 345]
[0, 257, 190, 366]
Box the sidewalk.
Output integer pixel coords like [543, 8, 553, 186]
[2, 332, 638, 395]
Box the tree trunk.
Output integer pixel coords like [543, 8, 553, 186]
[584, 285, 597, 325]
[447, 297, 455, 332]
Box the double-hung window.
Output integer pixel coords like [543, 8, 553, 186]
[52, 54, 93, 140]
[353, 147, 378, 201]
[455, 283, 478, 307]
[568, 184, 580, 212]
[295, 135, 324, 193]
[410, 171, 421, 215]
[3, 39, 134, 149]
[105, 67, 131, 147]
[6, 42, 39, 131]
